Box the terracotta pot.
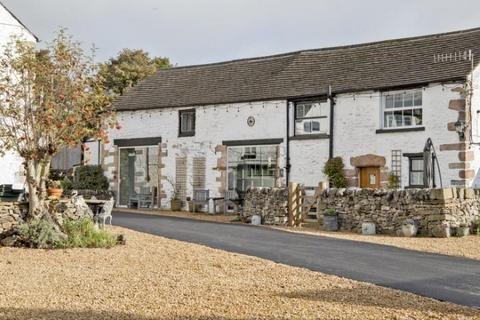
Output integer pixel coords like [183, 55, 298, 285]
[47, 188, 63, 199]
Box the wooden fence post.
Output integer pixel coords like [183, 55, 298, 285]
[288, 182, 299, 227]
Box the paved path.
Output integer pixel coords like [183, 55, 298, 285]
[113, 211, 480, 308]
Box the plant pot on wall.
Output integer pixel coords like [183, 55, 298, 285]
[170, 199, 182, 211]
[47, 188, 63, 200]
[456, 225, 470, 237]
[323, 208, 338, 231]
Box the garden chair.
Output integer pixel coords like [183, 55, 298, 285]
[96, 198, 114, 228]
[192, 190, 210, 213]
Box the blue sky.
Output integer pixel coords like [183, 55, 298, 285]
[3, 0, 479, 66]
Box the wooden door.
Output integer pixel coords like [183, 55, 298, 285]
[359, 167, 380, 188]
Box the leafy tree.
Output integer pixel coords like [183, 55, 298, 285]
[0, 30, 116, 220]
[99, 49, 171, 95]
[323, 157, 348, 188]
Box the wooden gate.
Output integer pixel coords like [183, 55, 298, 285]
[288, 182, 327, 227]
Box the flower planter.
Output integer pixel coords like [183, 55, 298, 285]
[47, 188, 63, 200]
[362, 222, 376, 235]
[170, 199, 182, 211]
[401, 224, 418, 237]
[323, 215, 338, 231]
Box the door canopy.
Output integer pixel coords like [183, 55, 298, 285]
[350, 154, 386, 168]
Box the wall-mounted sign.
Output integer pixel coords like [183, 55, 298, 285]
[247, 116, 255, 127]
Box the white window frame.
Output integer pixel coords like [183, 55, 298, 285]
[294, 101, 329, 135]
[382, 89, 423, 129]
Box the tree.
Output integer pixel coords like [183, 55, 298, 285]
[0, 30, 116, 220]
[99, 49, 171, 95]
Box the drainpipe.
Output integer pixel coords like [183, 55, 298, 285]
[286, 101, 291, 185]
[328, 85, 335, 159]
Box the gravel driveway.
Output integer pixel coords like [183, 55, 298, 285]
[113, 210, 480, 308]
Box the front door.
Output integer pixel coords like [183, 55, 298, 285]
[359, 167, 380, 188]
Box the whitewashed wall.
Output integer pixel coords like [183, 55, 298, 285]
[468, 64, 480, 187]
[334, 83, 463, 188]
[0, 5, 36, 186]
[107, 82, 467, 207]
[106, 100, 288, 208]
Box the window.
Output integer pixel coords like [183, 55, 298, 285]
[408, 156, 424, 187]
[227, 145, 277, 198]
[295, 101, 329, 135]
[383, 89, 423, 129]
[179, 109, 195, 136]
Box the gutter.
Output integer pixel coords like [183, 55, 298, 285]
[286, 101, 291, 185]
[328, 85, 335, 159]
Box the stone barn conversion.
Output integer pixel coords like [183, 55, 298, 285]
[101, 27, 480, 210]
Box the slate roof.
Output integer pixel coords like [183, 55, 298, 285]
[114, 27, 480, 111]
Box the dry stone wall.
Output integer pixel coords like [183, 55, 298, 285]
[243, 188, 288, 225]
[0, 195, 93, 237]
[320, 188, 480, 236]
[0, 202, 27, 235]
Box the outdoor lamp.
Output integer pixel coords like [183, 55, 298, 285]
[454, 120, 466, 139]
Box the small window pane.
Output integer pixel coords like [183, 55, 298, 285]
[403, 109, 413, 126]
[303, 121, 311, 133]
[411, 159, 423, 171]
[304, 103, 322, 118]
[384, 111, 393, 127]
[394, 93, 403, 108]
[410, 172, 424, 186]
[296, 105, 304, 118]
[385, 95, 393, 108]
[311, 121, 320, 132]
[413, 109, 422, 125]
[414, 91, 422, 106]
[404, 92, 413, 107]
[393, 110, 403, 126]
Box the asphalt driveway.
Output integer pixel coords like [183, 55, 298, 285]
[113, 210, 480, 308]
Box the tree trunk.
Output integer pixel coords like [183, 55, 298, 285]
[25, 157, 51, 220]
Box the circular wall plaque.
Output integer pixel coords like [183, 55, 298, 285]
[247, 116, 255, 127]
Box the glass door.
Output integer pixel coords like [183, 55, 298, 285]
[118, 146, 160, 206]
[227, 145, 277, 198]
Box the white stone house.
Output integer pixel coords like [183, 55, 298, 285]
[104, 28, 480, 210]
[0, 2, 37, 187]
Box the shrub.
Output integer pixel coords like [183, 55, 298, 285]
[388, 172, 400, 189]
[324, 208, 337, 216]
[323, 157, 348, 188]
[72, 165, 109, 191]
[56, 218, 117, 249]
[17, 218, 65, 249]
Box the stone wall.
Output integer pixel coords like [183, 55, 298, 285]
[0, 202, 27, 235]
[319, 188, 480, 237]
[243, 188, 288, 225]
[0, 195, 93, 236]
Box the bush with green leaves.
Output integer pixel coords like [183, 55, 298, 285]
[56, 218, 118, 249]
[17, 218, 66, 249]
[388, 172, 400, 189]
[71, 165, 109, 191]
[323, 157, 348, 188]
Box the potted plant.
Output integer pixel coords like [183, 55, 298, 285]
[47, 180, 63, 199]
[169, 188, 181, 211]
[323, 208, 338, 231]
[400, 219, 418, 237]
[456, 223, 470, 237]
